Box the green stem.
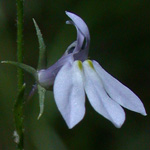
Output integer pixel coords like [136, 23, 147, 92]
[16, 0, 24, 149]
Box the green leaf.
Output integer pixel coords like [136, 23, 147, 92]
[37, 84, 46, 119]
[33, 19, 47, 70]
[1, 61, 37, 80]
[13, 83, 26, 145]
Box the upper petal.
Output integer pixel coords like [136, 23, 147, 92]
[66, 11, 90, 42]
[66, 11, 90, 59]
[66, 20, 84, 54]
[54, 61, 85, 129]
[93, 60, 147, 116]
[83, 60, 125, 128]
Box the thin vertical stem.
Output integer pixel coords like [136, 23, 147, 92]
[16, 0, 24, 149]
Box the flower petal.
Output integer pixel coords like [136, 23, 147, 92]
[54, 61, 85, 129]
[66, 20, 84, 54]
[93, 60, 147, 116]
[66, 11, 90, 58]
[66, 11, 90, 42]
[83, 60, 125, 128]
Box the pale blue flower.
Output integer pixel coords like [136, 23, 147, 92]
[38, 12, 147, 129]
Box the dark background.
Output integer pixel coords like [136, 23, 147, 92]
[0, 0, 149, 150]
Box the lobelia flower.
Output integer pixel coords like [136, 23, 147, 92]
[38, 12, 147, 129]
[2, 11, 146, 129]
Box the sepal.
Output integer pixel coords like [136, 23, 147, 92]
[37, 84, 46, 119]
[1, 61, 37, 80]
[33, 19, 47, 70]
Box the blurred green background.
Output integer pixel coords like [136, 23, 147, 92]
[0, 0, 149, 150]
